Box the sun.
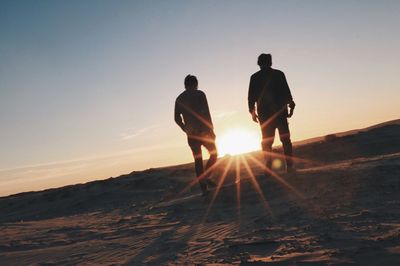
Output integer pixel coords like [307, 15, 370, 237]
[217, 128, 260, 156]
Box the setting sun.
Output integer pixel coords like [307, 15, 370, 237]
[217, 128, 260, 156]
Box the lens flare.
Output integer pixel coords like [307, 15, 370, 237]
[272, 158, 283, 170]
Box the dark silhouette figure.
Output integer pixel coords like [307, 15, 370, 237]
[248, 54, 296, 173]
[175, 75, 218, 195]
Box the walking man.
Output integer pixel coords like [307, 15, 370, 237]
[175, 75, 218, 195]
[248, 54, 296, 173]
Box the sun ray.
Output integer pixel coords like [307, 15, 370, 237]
[259, 106, 287, 129]
[185, 134, 216, 144]
[260, 150, 317, 166]
[247, 153, 306, 200]
[246, 154, 324, 215]
[176, 101, 214, 130]
[179, 156, 225, 195]
[249, 155, 325, 216]
[235, 156, 241, 222]
[240, 156, 272, 215]
[203, 157, 234, 221]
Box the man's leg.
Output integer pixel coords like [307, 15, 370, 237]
[203, 133, 218, 187]
[260, 120, 276, 171]
[277, 118, 293, 171]
[188, 138, 208, 193]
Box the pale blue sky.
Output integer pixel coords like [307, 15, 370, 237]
[1, 0, 399, 195]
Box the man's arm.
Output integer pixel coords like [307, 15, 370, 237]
[201, 92, 214, 130]
[248, 76, 259, 123]
[174, 100, 186, 132]
[281, 72, 296, 117]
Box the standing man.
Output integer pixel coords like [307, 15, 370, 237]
[175, 75, 218, 195]
[248, 54, 296, 174]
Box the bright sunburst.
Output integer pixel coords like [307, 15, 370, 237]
[217, 128, 260, 156]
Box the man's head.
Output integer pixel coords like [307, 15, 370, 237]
[257, 53, 272, 68]
[184, 74, 198, 90]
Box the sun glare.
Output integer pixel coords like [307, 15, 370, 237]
[217, 128, 260, 156]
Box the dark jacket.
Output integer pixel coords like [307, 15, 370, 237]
[248, 68, 293, 119]
[175, 89, 214, 135]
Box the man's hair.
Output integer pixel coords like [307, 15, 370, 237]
[257, 53, 272, 67]
[184, 74, 198, 89]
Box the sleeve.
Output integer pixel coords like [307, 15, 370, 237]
[174, 98, 185, 130]
[201, 92, 213, 130]
[248, 75, 257, 113]
[281, 72, 293, 104]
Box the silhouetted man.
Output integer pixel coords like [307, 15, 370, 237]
[175, 75, 218, 195]
[248, 54, 296, 173]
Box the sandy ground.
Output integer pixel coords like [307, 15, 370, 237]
[1, 121, 400, 265]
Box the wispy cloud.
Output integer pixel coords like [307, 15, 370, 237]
[119, 125, 161, 141]
[0, 142, 177, 174]
[215, 110, 237, 119]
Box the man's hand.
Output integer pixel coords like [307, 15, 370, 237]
[208, 129, 216, 140]
[288, 100, 296, 118]
[251, 110, 259, 123]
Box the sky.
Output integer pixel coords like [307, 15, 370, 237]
[0, 0, 399, 196]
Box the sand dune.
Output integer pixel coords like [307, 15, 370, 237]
[1, 120, 400, 265]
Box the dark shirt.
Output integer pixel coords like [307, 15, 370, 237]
[175, 89, 213, 135]
[248, 68, 293, 119]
